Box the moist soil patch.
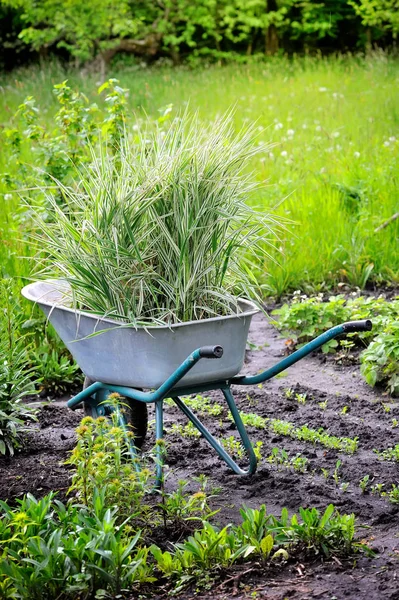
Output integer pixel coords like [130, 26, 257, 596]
[1, 313, 398, 599]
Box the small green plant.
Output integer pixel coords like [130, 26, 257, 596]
[157, 478, 218, 533]
[269, 419, 358, 454]
[296, 392, 307, 404]
[221, 436, 244, 459]
[0, 280, 37, 455]
[30, 347, 82, 395]
[359, 475, 370, 493]
[318, 400, 328, 411]
[371, 483, 385, 495]
[267, 447, 309, 473]
[321, 468, 330, 480]
[333, 460, 342, 486]
[374, 444, 399, 462]
[65, 409, 153, 517]
[384, 484, 399, 504]
[169, 421, 201, 439]
[234, 412, 268, 429]
[252, 441, 263, 461]
[0, 489, 155, 600]
[361, 322, 399, 396]
[392, 418, 398, 428]
[178, 395, 224, 417]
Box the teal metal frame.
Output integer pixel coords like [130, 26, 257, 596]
[67, 319, 371, 487]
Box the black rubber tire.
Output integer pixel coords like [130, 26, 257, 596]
[83, 377, 148, 448]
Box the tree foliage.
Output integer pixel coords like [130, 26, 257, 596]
[0, 0, 397, 69]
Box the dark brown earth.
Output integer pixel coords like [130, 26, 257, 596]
[1, 312, 399, 600]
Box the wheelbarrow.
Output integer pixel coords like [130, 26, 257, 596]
[22, 280, 372, 487]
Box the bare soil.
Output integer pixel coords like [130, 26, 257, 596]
[1, 313, 399, 600]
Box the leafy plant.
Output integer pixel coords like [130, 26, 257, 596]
[269, 419, 359, 454]
[361, 321, 399, 396]
[0, 489, 155, 600]
[31, 112, 278, 325]
[359, 475, 370, 493]
[30, 347, 82, 395]
[221, 436, 244, 459]
[0, 280, 37, 455]
[169, 421, 201, 439]
[65, 412, 153, 517]
[374, 443, 399, 462]
[266, 447, 308, 472]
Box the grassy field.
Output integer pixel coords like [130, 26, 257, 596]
[1, 54, 398, 295]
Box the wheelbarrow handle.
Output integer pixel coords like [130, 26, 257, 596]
[342, 319, 372, 333]
[199, 345, 224, 358]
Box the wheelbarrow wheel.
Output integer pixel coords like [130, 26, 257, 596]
[82, 377, 148, 449]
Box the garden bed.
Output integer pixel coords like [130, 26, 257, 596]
[1, 313, 398, 599]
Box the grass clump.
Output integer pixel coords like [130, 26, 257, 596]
[32, 113, 278, 325]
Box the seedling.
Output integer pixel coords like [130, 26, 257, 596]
[333, 460, 342, 486]
[318, 400, 328, 411]
[371, 483, 385, 495]
[359, 475, 370, 493]
[221, 436, 244, 459]
[296, 393, 307, 404]
[169, 422, 201, 439]
[285, 388, 294, 399]
[269, 419, 359, 454]
[266, 448, 308, 473]
[374, 444, 399, 462]
[321, 468, 330, 480]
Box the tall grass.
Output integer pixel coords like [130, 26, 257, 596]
[1, 54, 398, 296]
[32, 114, 278, 324]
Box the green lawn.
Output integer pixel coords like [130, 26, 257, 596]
[1, 55, 398, 294]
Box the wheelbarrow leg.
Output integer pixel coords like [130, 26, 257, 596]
[155, 399, 165, 488]
[172, 390, 257, 476]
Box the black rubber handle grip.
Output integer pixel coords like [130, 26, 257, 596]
[342, 320, 372, 333]
[199, 345, 224, 359]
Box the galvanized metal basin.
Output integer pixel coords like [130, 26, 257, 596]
[22, 280, 259, 389]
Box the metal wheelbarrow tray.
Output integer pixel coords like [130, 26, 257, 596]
[22, 279, 372, 487]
